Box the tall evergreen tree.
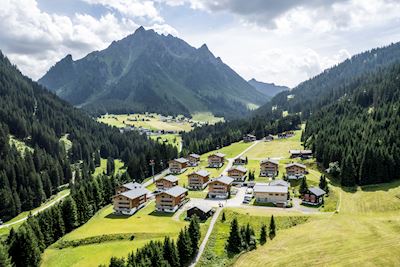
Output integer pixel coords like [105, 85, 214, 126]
[226, 217, 243, 254]
[163, 236, 180, 267]
[61, 197, 79, 232]
[177, 227, 192, 266]
[269, 215, 276, 239]
[0, 243, 12, 267]
[188, 215, 201, 255]
[259, 224, 267, 245]
[299, 177, 308, 195]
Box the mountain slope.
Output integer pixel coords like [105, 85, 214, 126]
[248, 78, 289, 98]
[0, 50, 177, 221]
[39, 26, 268, 119]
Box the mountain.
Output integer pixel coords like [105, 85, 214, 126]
[0, 50, 177, 221]
[248, 78, 289, 98]
[39, 26, 269, 119]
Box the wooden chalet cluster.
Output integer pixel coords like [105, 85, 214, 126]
[112, 182, 150, 215]
[278, 131, 295, 139]
[168, 153, 201, 174]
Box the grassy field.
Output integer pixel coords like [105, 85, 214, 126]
[0, 189, 70, 237]
[42, 201, 211, 267]
[9, 135, 33, 155]
[60, 134, 72, 152]
[93, 158, 125, 177]
[191, 112, 224, 124]
[198, 208, 310, 267]
[149, 134, 182, 150]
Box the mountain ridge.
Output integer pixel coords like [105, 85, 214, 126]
[39, 27, 269, 119]
[248, 78, 289, 98]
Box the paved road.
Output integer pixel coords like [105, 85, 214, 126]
[221, 140, 260, 176]
[0, 191, 70, 229]
[190, 207, 222, 267]
[142, 169, 169, 188]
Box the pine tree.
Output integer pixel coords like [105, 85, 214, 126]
[299, 176, 308, 195]
[163, 236, 180, 267]
[109, 256, 125, 267]
[188, 215, 201, 255]
[221, 211, 226, 222]
[269, 215, 276, 239]
[177, 227, 192, 266]
[61, 197, 79, 232]
[107, 157, 115, 176]
[226, 217, 243, 254]
[0, 243, 12, 267]
[259, 224, 267, 245]
[340, 154, 357, 187]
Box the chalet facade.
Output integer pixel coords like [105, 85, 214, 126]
[208, 152, 225, 168]
[227, 166, 247, 183]
[156, 175, 179, 191]
[186, 205, 214, 221]
[233, 156, 247, 165]
[208, 176, 234, 199]
[187, 170, 210, 190]
[168, 158, 189, 174]
[302, 187, 326, 205]
[286, 163, 307, 179]
[289, 150, 313, 159]
[260, 158, 279, 177]
[155, 186, 188, 213]
[187, 153, 201, 166]
[253, 183, 289, 207]
[113, 186, 150, 215]
[243, 134, 257, 142]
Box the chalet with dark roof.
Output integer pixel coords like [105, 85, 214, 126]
[302, 187, 326, 205]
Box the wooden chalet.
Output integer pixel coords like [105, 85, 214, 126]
[115, 182, 142, 194]
[113, 187, 150, 215]
[186, 205, 214, 221]
[243, 134, 257, 142]
[168, 158, 189, 174]
[265, 134, 274, 141]
[156, 175, 179, 191]
[155, 186, 188, 213]
[208, 176, 234, 199]
[227, 166, 247, 183]
[253, 183, 289, 207]
[260, 158, 279, 177]
[289, 150, 313, 159]
[268, 179, 290, 187]
[285, 162, 307, 179]
[187, 153, 201, 166]
[187, 170, 210, 190]
[208, 152, 226, 168]
[302, 187, 326, 205]
[233, 156, 247, 165]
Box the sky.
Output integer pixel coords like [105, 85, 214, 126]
[1, 0, 400, 87]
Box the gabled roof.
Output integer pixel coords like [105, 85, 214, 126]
[228, 166, 247, 173]
[260, 158, 279, 165]
[164, 186, 188, 197]
[189, 153, 200, 159]
[234, 156, 246, 161]
[269, 180, 290, 187]
[171, 157, 189, 164]
[188, 204, 213, 213]
[211, 176, 234, 185]
[122, 182, 142, 190]
[190, 170, 210, 177]
[244, 134, 256, 138]
[289, 150, 313, 154]
[120, 187, 150, 199]
[308, 187, 326, 197]
[161, 175, 179, 183]
[254, 184, 288, 194]
[286, 162, 306, 169]
[209, 152, 225, 158]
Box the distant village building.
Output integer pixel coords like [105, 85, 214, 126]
[243, 134, 257, 142]
[187, 153, 201, 166]
[186, 205, 214, 221]
[265, 134, 274, 142]
[253, 183, 289, 207]
[285, 131, 295, 137]
[208, 152, 226, 168]
[285, 162, 307, 179]
[268, 179, 290, 187]
[113, 183, 150, 215]
[277, 133, 288, 139]
[155, 186, 188, 213]
[156, 175, 179, 191]
[233, 156, 247, 165]
[302, 187, 326, 205]
[208, 176, 234, 199]
[260, 158, 279, 177]
[187, 170, 210, 190]
[227, 166, 247, 183]
[289, 150, 313, 159]
[168, 158, 189, 174]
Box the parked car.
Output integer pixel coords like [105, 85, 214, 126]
[242, 199, 250, 204]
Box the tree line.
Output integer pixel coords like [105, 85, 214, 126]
[103, 216, 201, 267]
[0, 51, 177, 220]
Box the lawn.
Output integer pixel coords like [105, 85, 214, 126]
[0, 189, 70, 236]
[60, 134, 72, 152]
[42, 201, 211, 267]
[9, 135, 33, 155]
[191, 112, 224, 124]
[93, 158, 125, 177]
[149, 134, 182, 151]
[197, 208, 310, 267]
[233, 180, 400, 266]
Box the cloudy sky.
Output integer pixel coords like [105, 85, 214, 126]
[1, 0, 400, 87]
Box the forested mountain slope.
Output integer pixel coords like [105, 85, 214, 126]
[248, 78, 289, 98]
[39, 26, 268, 119]
[0, 51, 177, 221]
[255, 42, 400, 118]
[303, 63, 400, 185]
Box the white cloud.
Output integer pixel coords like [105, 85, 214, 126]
[0, 0, 177, 80]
